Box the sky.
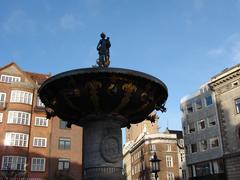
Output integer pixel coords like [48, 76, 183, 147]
[1, 0, 240, 136]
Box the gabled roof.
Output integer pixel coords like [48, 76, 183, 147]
[0, 62, 50, 85]
[25, 71, 50, 85]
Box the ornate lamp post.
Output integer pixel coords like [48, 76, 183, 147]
[150, 152, 160, 180]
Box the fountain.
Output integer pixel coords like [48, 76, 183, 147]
[38, 33, 168, 180]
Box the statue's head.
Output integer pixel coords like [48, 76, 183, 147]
[100, 32, 106, 39]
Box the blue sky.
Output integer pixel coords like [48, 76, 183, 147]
[1, 0, 240, 133]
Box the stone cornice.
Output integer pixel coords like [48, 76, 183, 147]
[209, 69, 240, 95]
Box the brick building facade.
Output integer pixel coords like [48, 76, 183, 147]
[124, 128, 184, 180]
[0, 62, 83, 180]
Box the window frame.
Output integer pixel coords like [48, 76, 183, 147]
[10, 90, 33, 105]
[1, 156, 26, 171]
[166, 155, 173, 167]
[33, 137, 47, 147]
[197, 119, 206, 131]
[59, 138, 71, 150]
[188, 122, 195, 134]
[35, 117, 48, 127]
[4, 132, 29, 147]
[31, 157, 46, 172]
[0, 74, 21, 83]
[199, 140, 208, 152]
[167, 172, 175, 180]
[0, 113, 3, 122]
[166, 144, 171, 152]
[235, 98, 240, 114]
[58, 158, 70, 171]
[207, 115, 216, 127]
[0, 92, 6, 107]
[210, 137, 219, 149]
[187, 104, 194, 113]
[190, 144, 198, 153]
[149, 144, 156, 151]
[205, 95, 213, 106]
[59, 119, 70, 129]
[36, 97, 45, 107]
[195, 99, 203, 110]
[7, 111, 31, 125]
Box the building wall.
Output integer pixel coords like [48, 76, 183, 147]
[181, 87, 223, 164]
[126, 115, 158, 143]
[0, 62, 83, 180]
[130, 133, 181, 180]
[209, 65, 240, 180]
[180, 85, 225, 179]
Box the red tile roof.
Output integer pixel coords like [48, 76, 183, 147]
[25, 71, 50, 84]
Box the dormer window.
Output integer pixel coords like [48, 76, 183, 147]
[0, 74, 21, 83]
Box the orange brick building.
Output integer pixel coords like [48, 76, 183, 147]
[0, 62, 83, 180]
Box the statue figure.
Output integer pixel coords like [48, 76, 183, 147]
[96, 32, 111, 67]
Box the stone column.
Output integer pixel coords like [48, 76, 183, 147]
[83, 117, 124, 180]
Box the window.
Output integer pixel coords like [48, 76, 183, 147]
[199, 140, 207, 152]
[187, 104, 193, 113]
[167, 172, 174, 180]
[190, 144, 197, 153]
[35, 117, 48, 127]
[235, 98, 240, 114]
[60, 119, 69, 129]
[185, 146, 188, 154]
[213, 159, 224, 174]
[195, 99, 202, 110]
[59, 138, 71, 150]
[166, 156, 173, 167]
[180, 153, 184, 162]
[208, 115, 216, 127]
[195, 162, 210, 176]
[197, 120, 206, 130]
[166, 144, 171, 152]
[0, 113, 3, 122]
[2, 156, 26, 171]
[0, 74, 21, 83]
[0, 92, 6, 107]
[58, 159, 70, 170]
[33, 137, 47, 147]
[205, 95, 213, 106]
[4, 132, 29, 147]
[210, 137, 219, 148]
[188, 122, 195, 133]
[10, 90, 33, 105]
[31, 158, 45, 171]
[149, 144, 156, 151]
[36, 97, 45, 107]
[8, 111, 31, 125]
[232, 80, 239, 87]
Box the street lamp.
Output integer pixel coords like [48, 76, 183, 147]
[150, 152, 160, 180]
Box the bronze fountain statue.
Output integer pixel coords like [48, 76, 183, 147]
[96, 32, 111, 67]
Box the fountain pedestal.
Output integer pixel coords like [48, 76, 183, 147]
[83, 117, 123, 179]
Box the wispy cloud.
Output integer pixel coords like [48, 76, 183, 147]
[60, 13, 85, 31]
[207, 33, 240, 63]
[1, 9, 36, 34]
